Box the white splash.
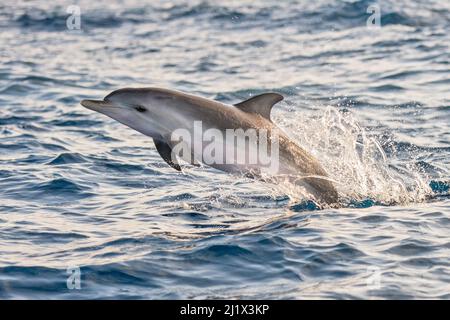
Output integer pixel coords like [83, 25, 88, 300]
[273, 106, 432, 205]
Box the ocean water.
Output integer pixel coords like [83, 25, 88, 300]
[0, 0, 449, 299]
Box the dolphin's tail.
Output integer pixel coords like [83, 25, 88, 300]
[284, 174, 339, 205]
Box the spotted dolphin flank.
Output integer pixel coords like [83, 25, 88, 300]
[81, 87, 338, 204]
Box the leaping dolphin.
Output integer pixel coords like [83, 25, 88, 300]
[81, 87, 338, 205]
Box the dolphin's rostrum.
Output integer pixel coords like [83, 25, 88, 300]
[81, 87, 338, 205]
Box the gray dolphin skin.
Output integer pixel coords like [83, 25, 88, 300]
[81, 88, 338, 205]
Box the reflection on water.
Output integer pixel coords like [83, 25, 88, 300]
[0, 0, 449, 299]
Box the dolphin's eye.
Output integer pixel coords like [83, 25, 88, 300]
[134, 106, 147, 113]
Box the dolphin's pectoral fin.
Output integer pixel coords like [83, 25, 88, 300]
[154, 139, 182, 171]
[234, 93, 284, 121]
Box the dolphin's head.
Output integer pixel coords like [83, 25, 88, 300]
[81, 88, 175, 138]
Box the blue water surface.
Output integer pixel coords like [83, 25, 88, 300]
[0, 0, 449, 299]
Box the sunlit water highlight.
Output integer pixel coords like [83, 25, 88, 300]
[0, 0, 449, 299]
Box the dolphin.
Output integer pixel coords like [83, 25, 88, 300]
[81, 87, 338, 205]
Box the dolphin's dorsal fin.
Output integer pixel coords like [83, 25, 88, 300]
[234, 93, 284, 120]
[154, 139, 181, 171]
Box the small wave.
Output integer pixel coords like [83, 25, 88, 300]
[370, 84, 405, 92]
[0, 115, 42, 126]
[44, 118, 104, 128]
[379, 70, 424, 80]
[35, 178, 85, 192]
[14, 230, 88, 243]
[385, 240, 437, 256]
[47, 152, 88, 165]
[163, 3, 247, 22]
[5, 178, 95, 202]
[12, 10, 126, 31]
[0, 83, 34, 95]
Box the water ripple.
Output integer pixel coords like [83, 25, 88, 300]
[0, 0, 448, 299]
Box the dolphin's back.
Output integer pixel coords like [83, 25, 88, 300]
[158, 88, 339, 204]
[277, 134, 338, 203]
